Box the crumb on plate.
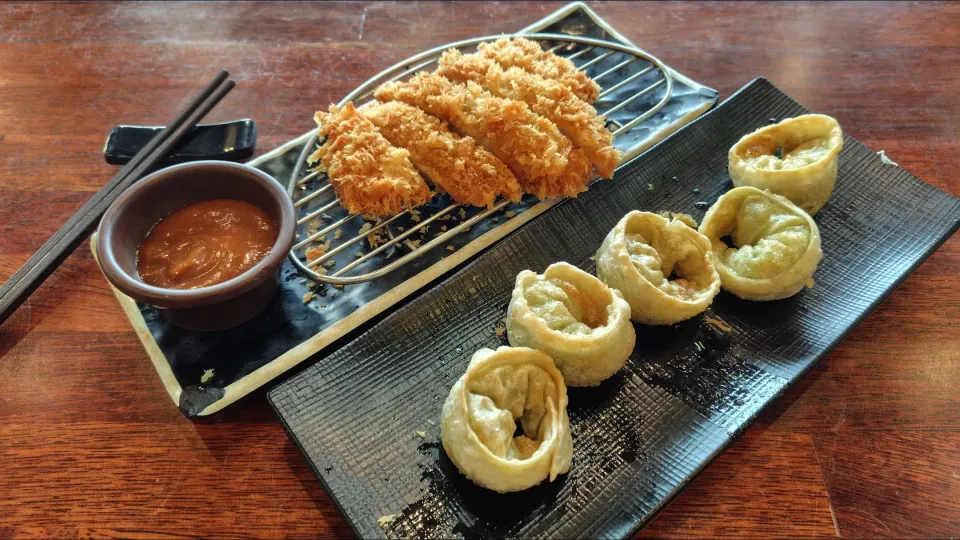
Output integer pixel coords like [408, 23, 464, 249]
[305, 245, 326, 261]
[703, 316, 732, 333]
[878, 150, 898, 166]
[368, 229, 386, 249]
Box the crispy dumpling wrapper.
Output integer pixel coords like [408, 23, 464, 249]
[699, 186, 822, 301]
[506, 262, 635, 386]
[728, 114, 843, 215]
[440, 346, 573, 493]
[596, 211, 720, 325]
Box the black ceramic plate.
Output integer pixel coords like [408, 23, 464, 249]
[268, 78, 960, 539]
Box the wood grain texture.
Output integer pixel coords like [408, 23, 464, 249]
[638, 430, 837, 538]
[0, 1, 956, 537]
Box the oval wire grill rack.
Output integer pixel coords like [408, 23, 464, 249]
[287, 33, 674, 285]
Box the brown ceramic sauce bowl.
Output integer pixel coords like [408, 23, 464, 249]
[97, 161, 295, 331]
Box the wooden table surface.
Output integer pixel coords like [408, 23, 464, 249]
[1, 1, 957, 537]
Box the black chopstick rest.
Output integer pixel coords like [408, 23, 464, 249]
[103, 119, 257, 165]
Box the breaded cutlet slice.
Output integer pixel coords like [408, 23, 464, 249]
[361, 101, 521, 208]
[309, 103, 432, 217]
[438, 48, 621, 178]
[477, 37, 601, 103]
[375, 73, 591, 199]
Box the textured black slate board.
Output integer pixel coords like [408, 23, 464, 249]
[268, 78, 960, 539]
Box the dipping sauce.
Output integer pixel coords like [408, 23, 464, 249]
[136, 199, 277, 290]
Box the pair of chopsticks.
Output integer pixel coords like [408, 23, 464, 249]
[0, 70, 236, 326]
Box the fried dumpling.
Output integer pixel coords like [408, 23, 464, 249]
[698, 186, 822, 301]
[596, 211, 720, 325]
[728, 114, 843, 215]
[440, 346, 573, 493]
[506, 262, 635, 386]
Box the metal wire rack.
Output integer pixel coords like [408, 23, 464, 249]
[287, 33, 674, 285]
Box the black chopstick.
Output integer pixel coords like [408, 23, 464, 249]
[0, 71, 235, 327]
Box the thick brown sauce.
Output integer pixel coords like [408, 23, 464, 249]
[136, 199, 277, 290]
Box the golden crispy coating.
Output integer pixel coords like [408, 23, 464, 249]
[438, 49, 621, 178]
[361, 101, 521, 208]
[375, 73, 590, 199]
[477, 37, 601, 103]
[310, 103, 432, 217]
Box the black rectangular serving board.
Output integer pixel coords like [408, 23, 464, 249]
[268, 78, 960, 539]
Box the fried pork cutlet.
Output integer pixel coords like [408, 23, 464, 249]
[310, 103, 431, 217]
[438, 49, 622, 178]
[375, 73, 591, 199]
[361, 101, 521, 208]
[477, 37, 601, 103]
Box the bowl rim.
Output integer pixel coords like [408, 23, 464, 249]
[96, 160, 296, 308]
